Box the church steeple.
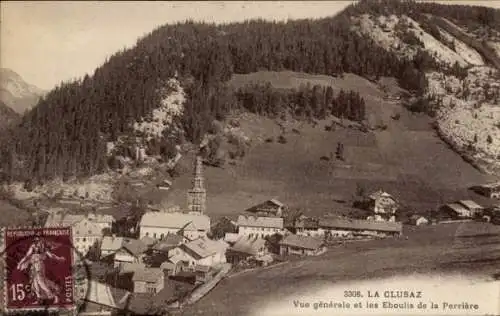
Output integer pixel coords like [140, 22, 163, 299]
[187, 156, 206, 214]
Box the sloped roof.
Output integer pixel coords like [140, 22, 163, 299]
[85, 280, 130, 309]
[479, 181, 500, 189]
[445, 203, 470, 214]
[280, 234, 323, 250]
[120, 262, 146, 274]
[237, 215, 283, 229]
[230, 235, 267, 256]
[160, 261, 175, 270]
[73, 219, 103, 237]
[139, 212, 210, 231]
[121, 238, 148, 257]
[101, 236, 125, 252]
[132, 268, 163, 283]
[318, 218, 402, 233]
[45, 213, 85, 227]
[181, 238, 229, 259]
[458, 200, 484, 210]
[245, 199, 285, 214]
[295, 217, 319, 229]
[87, 213, 115, 223]
[368, 190, 397, 201]
[152, 234, 184, 251]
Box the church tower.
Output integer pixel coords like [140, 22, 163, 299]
[187, 156, 206, 214]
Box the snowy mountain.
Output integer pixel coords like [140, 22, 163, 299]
[0, 68, 45, 114]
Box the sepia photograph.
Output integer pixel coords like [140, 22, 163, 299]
[0, 0, 500, 315]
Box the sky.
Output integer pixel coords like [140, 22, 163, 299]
[1, 1, 499, 90]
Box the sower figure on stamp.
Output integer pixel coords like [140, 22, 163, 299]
[16, 237, 65, 304]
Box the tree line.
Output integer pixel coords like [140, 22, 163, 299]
[235, 83, 366, 122]
[0, 0, 492, 182]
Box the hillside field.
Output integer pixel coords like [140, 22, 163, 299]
[181, 221, 500, 316]
[159, 71, 498, 220]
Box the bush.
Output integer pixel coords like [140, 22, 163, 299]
[265, 137, 274, 143]
[278, 135, 288, 144]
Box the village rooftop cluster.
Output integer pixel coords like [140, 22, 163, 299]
[31, 157, 500, 315]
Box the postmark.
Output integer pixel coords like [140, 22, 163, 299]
[2, 227, 77, 313]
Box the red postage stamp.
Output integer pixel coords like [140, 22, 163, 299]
[3, 227, 75, 312]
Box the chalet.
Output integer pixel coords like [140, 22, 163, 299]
[279, 234, 325, 256]
[193, 264, 218, 284]
[471, 182, 500, 199]
[100, 236, 126, 258]
[226, 235, 269, 265]
[367, 190, 398, 221]
[318, 218, 403, 238]
[237, 215, 284, 238]
[244, 199, 286, 217]
[132, 268, 164, 294]
[294, 216, 321, 237]
[139, 211, 211, 241]
[457, 200, 484, 216]
[114, 238, 148, 268]
[168, 237, 229, 268]
[439, 203, 472, 219]
[87, 213, 114, 231]
[160, 261, 180, 276]
[45, 213, 103, 258]
[440, 200, 484, 219]
[408, 215, 429, 226]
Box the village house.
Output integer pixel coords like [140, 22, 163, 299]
[45, 213, 103, 258]
[439, 200, 484, 219]
[237, 215, 284, 238]
[100, 235, 126, 258]
[193, 264, 218, 284]
[168, 237, 229, 268]
[318, 218, 403, 238]
[408, 215, 429, 226]
[132, 268, 165, 294]
[294, 216, 322, 237]
[457, 200, 484, 217]
[471, 182, 500, 199]
[87, 213, 115, 231]
[366, 190, 399, 221]
[244, 199, 286, 217]
[279, 234, 325, 256]
[114, 238, 148, 268]
[226, 235, 270, 265]
[139, 211, 211, 241]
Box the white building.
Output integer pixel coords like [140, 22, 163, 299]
[236, 215, 284, 238]
[139, 211, 210, 241]
[168, 237, 229, 268]
[45, 213, 103, 258]
[87, 213, 114, 231]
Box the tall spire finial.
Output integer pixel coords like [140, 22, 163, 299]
[187, 156, 206, 214]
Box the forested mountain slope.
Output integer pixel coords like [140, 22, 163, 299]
[1, 0, 499, 184]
